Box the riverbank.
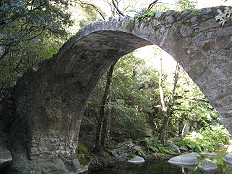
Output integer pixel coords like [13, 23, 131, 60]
[87, 149, 174, 172]
[86, 150, 232, 174]
[88, 154, 173, 171]
[77, 138, 180, 173]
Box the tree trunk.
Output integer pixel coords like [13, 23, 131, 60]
[181, 122, 190, 137]
[95, 63, 115, 148]
[159, 58, 179, 144]
[158, 57, 166, 144]
[101, 113, 108, 146]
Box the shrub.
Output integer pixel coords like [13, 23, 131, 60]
[143, 137, 176, 154]
[181, 124, 231, 152]
[77, 143, 90, 165]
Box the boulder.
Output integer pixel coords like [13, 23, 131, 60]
[166, 143, 180, 154]
[223, 153, 232, 165]
[168, 153, 199, 166]
[0, 145, 12, 168]
[179, 146, 188, 152]
[189, 152, 201, 158]
[111, 141, 137, 161]
[200, 151, 217, 158]
[198, 159, 217, 174]
[111, 149, 128, 161]
[76, 165, 89, 174]
[128, 156, 145, 164]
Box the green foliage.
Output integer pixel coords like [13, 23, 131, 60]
[127, 153, 136, 159]
[134, 8, 155, 22]
[215, 156, 232, 173]
[176, 0, 197, 11]
[86, 48, 222, 147]
[76, 1, 106, 27]
[170, 70, 220, 137]
[107, 99, 148, 139]
[181, 124, 231, 152]
[77, 143, 90, 165]
[175, 0, 200, 17]
[0, 0, 73, 88]
[107, 54, 162, 140]
[134, 145, 146, 157]
[215, 6, 232, 26]
[0, 0, 105, 88]
[0, 36, 63, 87]
[0, 0, 72, 44]
[39, 38, 63, 59]
[133, 4, 169, 22]
[86, 52, 161, 141]
[143, 138, 176, 154]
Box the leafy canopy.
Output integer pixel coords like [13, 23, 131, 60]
[0, 0, 72, 47]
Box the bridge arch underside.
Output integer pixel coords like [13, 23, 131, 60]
[11, 7, 232, 174]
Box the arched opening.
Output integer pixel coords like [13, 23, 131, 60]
[79, 44, 227, 167]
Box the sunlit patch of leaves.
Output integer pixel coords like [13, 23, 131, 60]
[181, 124, 231, 152]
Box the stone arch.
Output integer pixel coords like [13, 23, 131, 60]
[10, 6, 232, 173]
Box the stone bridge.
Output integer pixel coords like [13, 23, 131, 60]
[1, 6, 232, 174]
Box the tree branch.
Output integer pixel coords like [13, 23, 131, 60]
[112, 0, 124, 17]
[148, 0, 159, 10]
[78, 1, 106, 20]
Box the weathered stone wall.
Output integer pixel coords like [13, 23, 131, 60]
[6, 6, 232, 173]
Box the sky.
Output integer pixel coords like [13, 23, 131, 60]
[196, 0, 232, 8]
[164, 0, 232, 8]
[89, 0, 232, 17]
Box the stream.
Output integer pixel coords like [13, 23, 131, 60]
[89, 157, 232, 174]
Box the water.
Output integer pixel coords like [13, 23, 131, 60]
[89, 161, 196, 174]
[89, 158, 232, 174]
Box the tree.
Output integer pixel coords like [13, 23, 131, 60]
[0, 0, 75, 88]
[0, 0, 73, 59]
[0, 35, 65, 87]
[107, 54, 151, 140]
[95, 63, 116, 148]
[171, 69, 220, 136]
[0, 0, 106, 88]
[84, 53, 158, 146]
[158, 56, 180, 144]
[76, 0, 106, 26]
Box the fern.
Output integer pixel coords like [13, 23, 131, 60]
[215, 7, 232, 26]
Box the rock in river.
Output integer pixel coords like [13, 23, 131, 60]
[224, 153, 232, 165]
[198, 159, 217, 174]
[128, 156, 145, 164]
[168, 153, 199, 167]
